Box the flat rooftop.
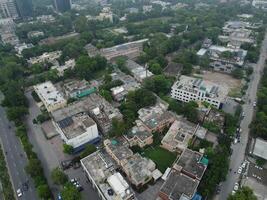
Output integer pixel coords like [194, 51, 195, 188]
[81, 151, 134, 200]
[175, 148, 207, 180]
[58, 112, 96, 139]
[159, 170, 199, 200]
[34, 81, 66, 107]
[125, 120, 152, 141]
[172, 75, 229, 102]
[161, 119, 198, 149]
[253, 138, 267, 160]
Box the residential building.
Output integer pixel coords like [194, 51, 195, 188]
[124, 120, 153, 148]
[51, 93, 122, 134]
[125, 60, 153, 82]
[28, 51, 62, 65]
[104, 138, 133, 166]
[81, 151, 135, 200]
[171, 75, 229, 109]
[161, 119, 199, 153]
[84, 43, 99, 57]
[138, 101, 175, 133]
[252, 0, 267, 9]
[54, 0, 71, 12]
[0, 18, 18, 45]
[14, 43, 33, 55]
[62, 79, 96, 99]
[122, 153, 156, 187]
[36, 15, 56, 23]
[39, 32, 79, 46]
[173, 148, 208, 180]
[52, 59, 76, 77]
[204, 109, 225, 129]
[251, 138, 267, 160]
[15, 0, 33, 18]
[27, 31, 44, 39]
[34, 81, 67, 112]
[100, 39, 148, 60]
[110, 71, 140, 101]
[0, 0, 18, 18]
[159, 170, 199, 200]
[53, 112, 99, 150]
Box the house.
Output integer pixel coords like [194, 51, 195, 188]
[125, 60, 153, 82]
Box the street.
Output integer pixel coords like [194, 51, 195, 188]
[215, 32, 267, 200]
[0, 95, 38, 200]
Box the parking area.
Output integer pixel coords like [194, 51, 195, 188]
[247, 162, 267, 185]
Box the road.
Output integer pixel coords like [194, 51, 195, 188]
[0, 95, 38, 200]
[215, 32, 267, 200]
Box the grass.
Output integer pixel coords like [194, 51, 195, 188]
[143, 146, 177, 173]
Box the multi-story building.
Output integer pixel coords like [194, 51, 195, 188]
[100, 39, 148, 60]
[53, 112, 99, 151]
[125, 60, 153, 82]
[34, 81, 67, 112]
[0, 0, 18, 18]
[15, 0, 33, 18]
[54, 0, 71, 12]
[81, 151, 135, 200]
[252, 0, 267, 9]
[28, 51, 62, 65]
[171, 75, 229, 109]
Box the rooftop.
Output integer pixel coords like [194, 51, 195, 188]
[159, 170, 199, 200]
[161, 119, 198, 151]
[123, 153, 156, 186]
[58, 112, 96, 139]
[172, 75, 229, 102]
[252, 138, 267, 160]
[125, 60, 153, 81]
[174, 148, 207, 180]
[81, 151, 134, 200]
[34, 81, 66, 108]
[125, 120, 153, 141]
[105, 138, 134, 161]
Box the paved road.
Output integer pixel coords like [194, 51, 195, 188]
[0, 97, 38, 200]
[215, 32, 267, 200]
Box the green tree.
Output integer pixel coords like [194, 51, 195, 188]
[228, 187, 257, 200]
[61, 183, 81, 200]
[80, 144, 97, 158]
[37, 184, 51, 199]
[25, 158, 43, 177]
[51, 168, 68, 185]
[109, 118, 127, 137]
[63, 144, 74, 154]
[231, 68, 243, 79]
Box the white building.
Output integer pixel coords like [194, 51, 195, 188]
[34, 81, 67, 112]
[53, 112, 99, 149]
[171, 75, 229, 109]
[28, 51, 62, 65]
[125, 60, 153, 82]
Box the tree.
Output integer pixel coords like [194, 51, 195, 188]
[61, 183, 81, 200]
[25, 158, 44, 177]
[80, 144, 97, 158]
[51, 168, 68, 185]
[37, 184, 51, 199]
[231, 68, 243, 79]
[183, 101, 199, 123]
[149, 63, 162, 74]
[63, 144, 74, 154]
[109, 118, 127, 137]
[143, 75, 173, 95]
[228, 187, 257, 200]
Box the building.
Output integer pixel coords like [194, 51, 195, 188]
[0, 0, 18, 18]
[54, 0, 71, 12]
[100, 39, 148, 60]
[28, 51, 62, 65]
[85, 43, 99, 57]
[63, 79, 96, 99]
[122, 153, 156, 187]
[159, 170, 199, 200]
[81, 151, 135, 200]
[53, 112, 99, 150]
[125, 60, 153, 82]
[15, 0, 33, 18]
[252, 0, 267, 9]
[104, 138, 134, 166]
[36, 15, 56, 23]
[251, 138, 267, 160]
[138, 101, 175, 133]
[27, 31, 44, 39]
[51, 93, 122, 134]
[124, 120, 153, 148]
[14, 43, 33, 55]
[204, 108, 225, 129]
[110, 71, 140, 101]
[52, 59, 76, 77]
[39, 32, 79, 46]
[161, 119, 199, 153]
[0, 18, 19, 45]
[173, 148, 208, 180]
[34, 81, 67, 112]
[171, 75, 229, 109]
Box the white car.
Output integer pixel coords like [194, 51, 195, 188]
[237, 167, 242, 174]
[253, 101, 257, 107]
[234, 183, 239, 191]
[242, 162, 246, 168]
[232, 190, 236, 195]
[234, 138, 238, 144]
[17, 189, 22, 197]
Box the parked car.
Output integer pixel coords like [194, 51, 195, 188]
[17, 189, 22, 197]
[234, 182, 239, 191]
[237, 167, 242, 174]
[253, 101, 257, 107]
